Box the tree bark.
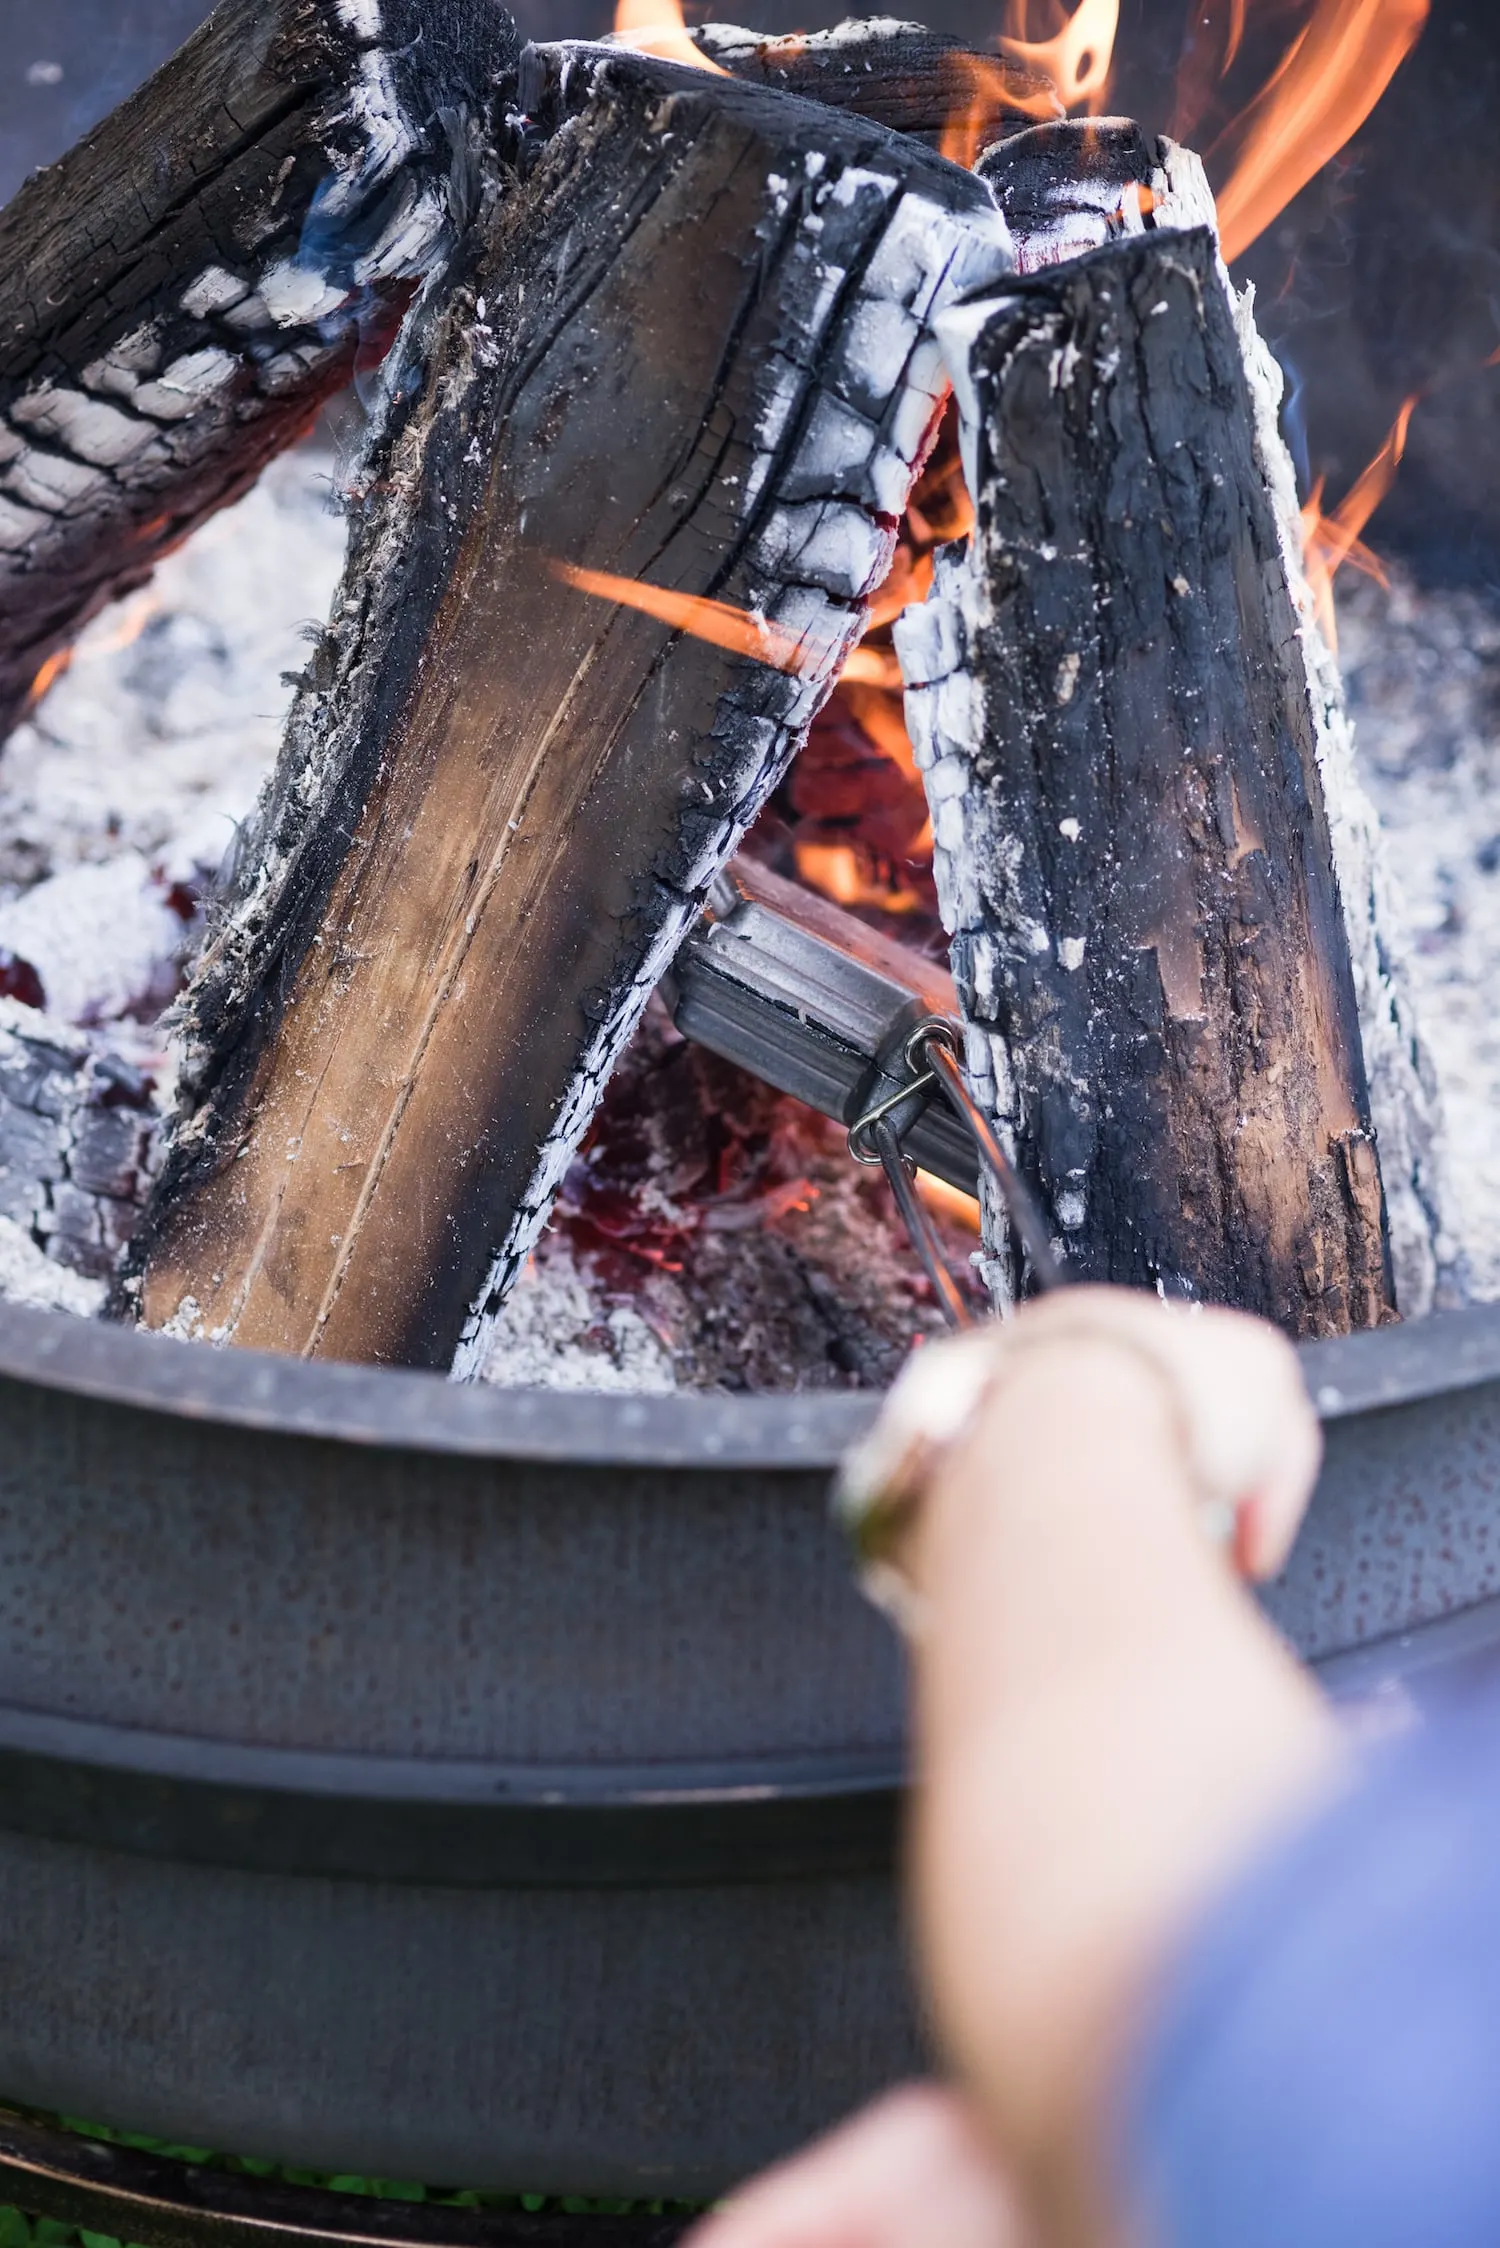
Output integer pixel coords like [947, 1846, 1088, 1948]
[124, 47, 1011, 1372]
[0, 0, 518, 745]
[898, 226, 1397, 1336]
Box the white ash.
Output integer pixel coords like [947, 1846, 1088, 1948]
[481, 1249, 679, 1396]
[0, 1215, 105, 1318]
[1336, 567, 1500, 1302]
[0, 449, 349, 910]
[0, 445, 348, 1307]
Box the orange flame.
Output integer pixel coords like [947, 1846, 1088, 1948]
[938, 51, 1064, 168]
[999, 0, 1121, 112]
[553, 561, 841, 676]
[1299, 393, 1417, 649]
[1213, 0, 1429, 265]
[611, 0, 726, 73]
[27, 647, 72, 705]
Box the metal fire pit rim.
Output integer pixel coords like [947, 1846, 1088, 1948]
[0, 1701, 902, 1887]
[3, 1299, 1499, 1469]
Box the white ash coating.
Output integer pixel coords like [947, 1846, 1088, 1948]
[480, 1246, 679, 1395]
[1337, 566, 1500, 1303]
[0, 1213, 104, 1317]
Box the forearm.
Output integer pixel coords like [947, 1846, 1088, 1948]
[910, 1343, 1345, 2233]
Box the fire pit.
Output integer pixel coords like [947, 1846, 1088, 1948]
[0, 0, 1499, 2223]
[0, 1294, 1497, 2205]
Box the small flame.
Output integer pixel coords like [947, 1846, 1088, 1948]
[1212, 0, 1429, 265]
[27, 647, 72, 706]
[1299, 393, 1418, 649]
[553, 560, 837, 676]
[999, 0, 1121, 112]
[611, 0, 726, 73]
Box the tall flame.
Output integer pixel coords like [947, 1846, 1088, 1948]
[999, 0, 1121, 111]
[1299, 393, 1417, 649]
[1213, 0, 1429, 264]
[611, 0, 726, 73]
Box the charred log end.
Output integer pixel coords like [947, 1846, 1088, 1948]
[0, 0, 518, 744]
[695, 20, 1059, 154]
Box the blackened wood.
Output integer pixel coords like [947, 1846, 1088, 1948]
[126, 48, 1011, 1370]
[0, 1004, 157, 1281]
[978, 117, 1180, 268]
[976, 117, 1444, 1313]
[0, 0, 518, 745]
[899, 227, 1396, 1335]
[693, 20, 1058, 152]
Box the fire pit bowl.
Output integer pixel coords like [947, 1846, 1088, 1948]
[0, 1299, 1499, 2198]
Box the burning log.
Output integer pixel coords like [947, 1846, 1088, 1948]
[0, 0, 518, 744]
[693, 20, 1059, 152]
[971, 117, 1444, 1316]
[899, 223, 1399, 1336]
[123, 44, 1012, 1371]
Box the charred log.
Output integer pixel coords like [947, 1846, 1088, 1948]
[125, 47, 1011, 1372]
[899, 227, 1397, 1335]
[0, 1002, 158, 1291]
[980, 117, 1446, 1313]
[693, 20, 1058, 152]
[0, 0, 518, 745]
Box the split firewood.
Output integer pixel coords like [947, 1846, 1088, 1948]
[977, 118, 1445, 1313]
[899, 224, 1398, 1336]
[0, 0, 518, 745]
[123, 44, 1012, 1372]
[693, 20, 1059, 154]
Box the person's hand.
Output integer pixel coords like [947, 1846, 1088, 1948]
[890, 1290, 1342, 2243]
[838, 1287, 1324, 1622]
[684, 2084, 1030, 2248]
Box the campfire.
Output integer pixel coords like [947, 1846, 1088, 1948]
[0, 0, 1486, 1389]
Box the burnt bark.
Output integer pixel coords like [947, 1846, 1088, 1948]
[125, 47, 1010, 1372]
[0, 0, 518, 744]
[0, 1004, 158, 1283]
[693, 20, 1058, 152]
[899, 226, 1396, 1335]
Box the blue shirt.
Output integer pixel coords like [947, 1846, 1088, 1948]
[1129, 1680, 1500, 2247]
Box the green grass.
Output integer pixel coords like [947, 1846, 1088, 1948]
[0, 2113, 707, 2245]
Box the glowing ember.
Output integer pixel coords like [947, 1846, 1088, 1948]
[793, 841, 927, 915]
[1211, 0, 1429, 265]
[999, 0, 1121, 112]
[610, 0, 727, 73]
[916, 1171, 981, 1230]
